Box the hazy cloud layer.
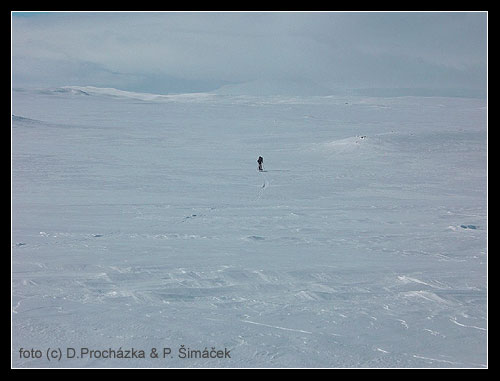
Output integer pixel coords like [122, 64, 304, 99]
[12, 12, 487, 95]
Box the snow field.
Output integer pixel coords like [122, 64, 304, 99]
[12, 88, 487, 367]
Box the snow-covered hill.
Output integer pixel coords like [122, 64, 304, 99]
[39, 86, 216, 102]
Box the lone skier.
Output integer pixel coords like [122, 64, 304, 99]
[257, 156, 264, 171]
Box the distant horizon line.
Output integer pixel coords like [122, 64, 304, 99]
[12, 83, 487, 100]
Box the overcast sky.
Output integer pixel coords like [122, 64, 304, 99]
[12, 12, 487, 96]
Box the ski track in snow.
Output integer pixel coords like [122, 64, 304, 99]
[12, 88, 487, 368]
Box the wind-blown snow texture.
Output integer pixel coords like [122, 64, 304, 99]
[12, 87, 487, 368]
